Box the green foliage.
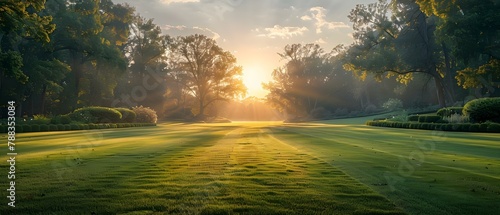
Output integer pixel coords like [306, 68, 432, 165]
[30, 114, 51, 125]
[418, 115, 442, 123]
[31, 125, 40, 132]
[132, 106, 158, 123]
[443, 113, 469, 124]
[64, 125, 71, 130]
[22, 125, 32, 132]
[437, 107, 463, 117]
[408, 115, 419, 121]
[51, 115, 72, 124]
[114, 108, 136, 123]
[70, 106, 122, 123]
[49, 124, 57, 131]
[40, 124, 49, 131]
[463, 98, 500, 123]
[382, 98, 403, 111]
[487, 123, 500, 133]
[57, 124, 65, 131]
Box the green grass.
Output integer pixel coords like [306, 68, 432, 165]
[1, 120, 499, 214]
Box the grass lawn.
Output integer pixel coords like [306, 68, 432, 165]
[1, 120, 499, 214]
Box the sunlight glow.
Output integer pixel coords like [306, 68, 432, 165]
[242, 65, 269, 98]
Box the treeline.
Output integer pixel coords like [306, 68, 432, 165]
[265, 0, 499, 119]
[0, 0, 245, 120]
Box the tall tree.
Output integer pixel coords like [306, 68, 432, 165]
[0, 0, 55, 113]
[416, 0, 500, 95]
[264, 44, 341, 117]
[344, 0, 450, 107]
[169, 34, 246, 118]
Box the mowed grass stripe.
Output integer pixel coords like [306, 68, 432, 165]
[271, 123, 500, 215]
[1, 122, 405, 215]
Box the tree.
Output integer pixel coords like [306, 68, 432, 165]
[344, 0, 450, 107]
[114, 15, 170, 114]
[416, 0, 500, 94]
[0, 0, 55, 113]
[169, 34, 246, 118]
[264, 44, 340, 117]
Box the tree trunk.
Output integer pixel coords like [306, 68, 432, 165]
[432, 72, 446, 108]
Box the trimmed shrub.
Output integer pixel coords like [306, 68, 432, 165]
[463, 97, 500, 123]
[29, 114, 50, 125]
[40, 124, 49, 132]
[111, 124, 118, 128]
[70, 124, 80, 130]
[16, 126, 23, 133]
[133, 106, 157, 123]
[50, 115, 71, 124]
[382, 98, 403, 111]
[64, 125, 71, 130]
[57, 124, 65, 131]
[49, 124, 58, 131]
[418, 115, 442, 123]
[486, 123, 500, 132]
[70, 106, 122, 123]
[114, 108, 136, 123]
[437, 107, 463, 117]
[23, 125, 32, 132]
[82, 124, 89, 130]
[364, 104, 378, 114]
[31, 125, 40, 132]
[408, 115, 419, 121]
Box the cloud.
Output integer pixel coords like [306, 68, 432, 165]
[193, 26, 220, 40]
[256, 25, 308, 39]
[163, 25, 187, 30]
[315, 38, 326, 44]
[160, 0, 200, 4]
[302, 7, 349, 33]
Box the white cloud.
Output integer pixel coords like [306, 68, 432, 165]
[163, 25, 187, 30]
[302, 7, 349, 33]
[257, 25, 308, 39]
[193, 26, 220, 40]
[315, 38, 326, 44]
[160, 0, 200, 4]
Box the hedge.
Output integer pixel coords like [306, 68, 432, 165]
[463, 97, 500, 123]
[114, 108, 136, 123]
[408, 115, 419, 121]
[418, 115, 442, 123]
[437, 107, 463, 117]
[70, 106, 122, 123]
[366, 121, 500, 133]
[0, 123, 156, 133]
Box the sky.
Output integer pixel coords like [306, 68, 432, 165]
[113, 0, 374, 98]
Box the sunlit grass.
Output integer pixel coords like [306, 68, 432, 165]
[1, 120, 498, 214]
[0, 122, 403, 214]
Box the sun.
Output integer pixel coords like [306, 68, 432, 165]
[242, 66, 269, 98]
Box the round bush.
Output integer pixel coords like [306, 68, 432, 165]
[64, 125, 71, 130]
[23, 125, 32, 132]
[114, 108, 136, 123]
[70, 106, 122, 123]
[408, 115, 419, 122]
[418, 115, 442, 123]
[49, 124, 58, 131]
[31, 125, 40, 132]
[487, 123, 500, 133]
[57, 124, 65, 131]
[40, 124, 49, 132]
[437, 107, 463, 117]
[70, 124, 80, 130]
[16, 126, 23, 133]
[463, 97, 500, 123]
[132, 106, 158, 123]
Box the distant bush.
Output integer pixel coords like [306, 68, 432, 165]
[64, 125, 71, 130]
[114, 108, 136, 123]
[51, 115, 72, 124]
[49, 124, 58, 131]
[22, 125, 32, 132]
[132, 106, 157, 123]
[364, 104, 378, 114]
[418, 115, 441, 123]
[57, 124, 65, 131]
[487, 123, 500, 132]
[437, 107, 463, 117]
[463, 97, 500, 123]
[333, 108, 348, 116]
[70, 106, 122, 123]
[31, 125, 40, 132]
[310, 107, 331, 119]
[408, 115, 419, 121]
[382, 98, 403, 111]
[366, 121, 496, 133]
[40, 124, 49, 132]
[443, 113, 469, 124]
[29, 114, 50, 125]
